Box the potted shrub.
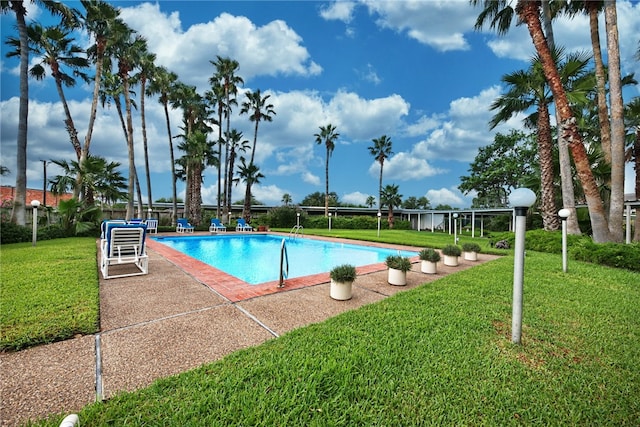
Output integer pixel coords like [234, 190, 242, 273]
[329, 264, 357, 300]
[418, 248, 440, 274]
[385, 255, 412, 286]
[441, 244, 461, 267]
[462, 242, 482, 261]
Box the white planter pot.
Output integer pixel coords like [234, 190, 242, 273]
[330, 279, 353, 300]
[387, 268, 407, 286]
[443, 255, 459, 267]
[464, 251, 478, 261]
[420, 260, 437, 274]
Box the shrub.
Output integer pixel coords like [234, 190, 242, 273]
[385, 255, 412, 272]
[329, 264, 357, 282]
[0, 222, 31, 244]
[462, 242, 481, 253]
[418, 248, 441, 263]
[572, 240, 640, 272]
[441, 244, 462, 257]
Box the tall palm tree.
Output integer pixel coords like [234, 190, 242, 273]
[204, 82, 226, 219]
[282, 193, 292, 206]
[210, 56, 243, 220]
[516, 0, 611, 242]
[7, 23, 89, 160]
[147, 66, 179, 225]
[471, 0, 582, 235]
[368, 135, 394, 213]
[114, 28, 146, 220]
[366, 195, 376, 208]
[1, 0, 76, 225]
[176, 130, 215, 225]
[381, 184, 402, 229]
[314, 124, 339, 216]
[226, 129, 250, 214]
[624, 97, 640, 241]
[240, 89, 276, 165]
[236, 157, 264, 222]
[81, 0, 126, 189]
[136, 50, 157, 213]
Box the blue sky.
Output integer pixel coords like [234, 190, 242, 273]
[1, 1, 639, 208]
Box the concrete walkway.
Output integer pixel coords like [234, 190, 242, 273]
[0, 236, 497, 426]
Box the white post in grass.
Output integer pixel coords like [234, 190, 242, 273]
[328, 212, 332, 231]
[31, 200, 40, 247]
[296, 212, 300, 227]
[453, 213, 458, 244]
[508, 188, 536, 344]
[377, 211, 382, 237]
[558, 208, 570, 273]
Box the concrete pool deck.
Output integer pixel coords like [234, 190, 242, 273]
[0, 232, 499, 426]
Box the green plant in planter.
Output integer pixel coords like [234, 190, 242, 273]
[462, 242, 482, 253]
[418, 248, 441, 263]
[329, 264, 357, 283]
[442, 244, 462, 257]
[385, 255, 412, 272]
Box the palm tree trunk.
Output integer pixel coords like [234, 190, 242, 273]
[243, 182, 252, 222]
[123, 76, 136, 220]
[12, 2, 28, 225]
[518, 0, 611, 242]
[634, 127, 640, 242]
[538, 104, 559, 230]
[604, 1, 625, 242]
[162, 102, 178, 226]
[325, 146, 330, 216]
[378, 161, 384, 213]
[54, 76, 82, 161]
[140, 76, 153, 211]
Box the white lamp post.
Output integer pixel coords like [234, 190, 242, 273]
[558, 208, 570, 273]
[377, 211, 382, 237]
[328, 212, 332, 231]
[31, 200, 40, 247]
[453, 213, 459, 244]
[508, 188, 536, 344]
[147, 207, 152, 220]
[296, 212, 300, 227]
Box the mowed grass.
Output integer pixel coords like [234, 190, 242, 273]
[0, 238, 100, 351]
[23, 235, 638, 425]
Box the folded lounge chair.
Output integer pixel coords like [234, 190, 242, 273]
[236, 218, 253, 232]
[209, 218, 227, 233]
[176, 218, 195, 233]
[145, 218, 158, 234]
[100, 223, 149, 279]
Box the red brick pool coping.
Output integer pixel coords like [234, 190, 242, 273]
[146, 232, 420, 302]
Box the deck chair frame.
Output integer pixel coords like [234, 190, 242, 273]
[100, 224, 149, 279]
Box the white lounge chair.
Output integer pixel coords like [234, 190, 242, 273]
[209, 218, 227, 233]
[145, 219, 158, 234]
[100, 224, 149, 279]
[236, 218, 253, 232]
[176, 218, 195, 233]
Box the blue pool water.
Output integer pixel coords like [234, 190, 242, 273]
[153, 234, 417, 285]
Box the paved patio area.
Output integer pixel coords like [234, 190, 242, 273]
[0, 233, 498, 426]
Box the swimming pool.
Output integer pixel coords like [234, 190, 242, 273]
[153, 234, 418, 285]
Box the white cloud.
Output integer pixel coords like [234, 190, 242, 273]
[426, 187, 465, 208]
[341, 190, 371, 206]
[320, 2, 357, 23]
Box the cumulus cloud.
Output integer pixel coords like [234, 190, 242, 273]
[426, 187, 465, 208]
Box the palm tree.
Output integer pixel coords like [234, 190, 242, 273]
[516, 0, 611, 242]
[282, 193, 292, 206]
[471, 0, 582, 235]
[366, 195, 376, 208]
[240, 89, 276, 165]
[204, 82, 226, 219]
[625, 97, 640, 241]
[210, 56, 243, 220]
[7, 23, 89, 160]
[314, 124, 339, 216]
[1, 0, 76, 225]
[81, 0, 127, 190]
[368, 135, 394, 213]
[226, 129, 250, 213]
[147, 66, 179, 226]
[236, 157, 264, 222]
[176, 131, 215, 225]
[381, 184, 402, 229]
[136, 49, 157, 213]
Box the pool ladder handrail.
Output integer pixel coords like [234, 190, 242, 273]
[289, 224, 304, 238]
[278, 238, 289, 288]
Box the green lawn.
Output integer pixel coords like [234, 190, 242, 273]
[0, 238, 100, 351]
[3, 232, 639, 425]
